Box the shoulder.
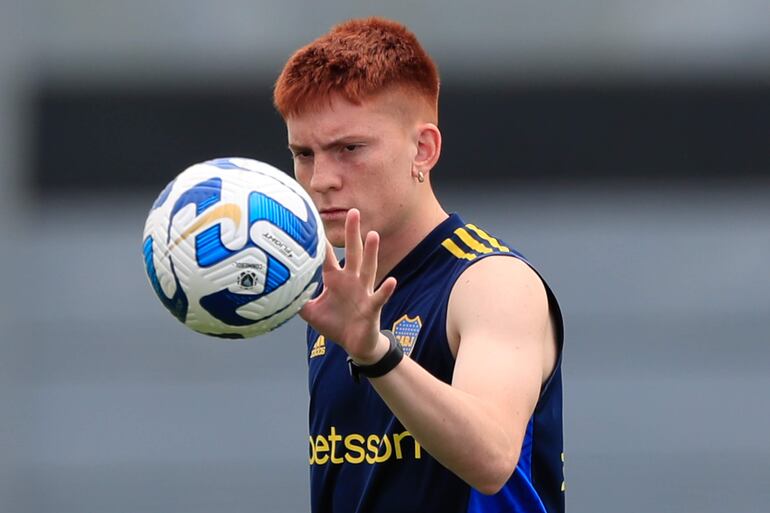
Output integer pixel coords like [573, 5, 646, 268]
[424, 218, 549, 326]
[453, 253, 542, 291]
[446, 254, 551, 354]
[449, 254, 548, 317]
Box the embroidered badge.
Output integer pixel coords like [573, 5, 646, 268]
[391, 315, 422, 357]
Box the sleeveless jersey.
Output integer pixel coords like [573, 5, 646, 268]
[307, 213, 565, 513]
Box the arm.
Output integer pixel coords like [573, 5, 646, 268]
[369, 255, 552, 494]
[300, 210, 554, 494]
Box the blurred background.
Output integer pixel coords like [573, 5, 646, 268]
[2, 1, 769, 512]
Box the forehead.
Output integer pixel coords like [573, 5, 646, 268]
[286, 91, 411, 145]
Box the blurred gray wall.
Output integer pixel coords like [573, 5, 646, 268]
[2, 2, 769, 512]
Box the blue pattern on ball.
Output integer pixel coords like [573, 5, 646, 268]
[248, 191, 319, 258]
[199, 254, 290, 326]
[148, 163, 322, 335]
[170, 177, 222, 221]
[143, 236, 189, 323]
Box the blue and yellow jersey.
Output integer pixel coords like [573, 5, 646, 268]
[307, 213, 565, 513]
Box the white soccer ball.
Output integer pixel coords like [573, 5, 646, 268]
[142, 157, 325, 338]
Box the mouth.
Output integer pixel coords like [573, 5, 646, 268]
[319, 208, 349, 221]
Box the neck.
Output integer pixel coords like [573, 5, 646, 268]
[374, 196, 447, 285]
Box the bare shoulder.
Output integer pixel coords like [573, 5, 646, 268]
[451, 254, 545, 297]
[446, 255, 556, 383]
[448, 255, 549, 324]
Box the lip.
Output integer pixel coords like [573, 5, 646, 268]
[319, 208, 349, 221]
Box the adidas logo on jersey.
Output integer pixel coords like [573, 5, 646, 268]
[441, 223, 510, 261]
[310, 335, 326, 358]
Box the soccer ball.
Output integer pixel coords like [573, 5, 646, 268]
[142, 157, 325, 338]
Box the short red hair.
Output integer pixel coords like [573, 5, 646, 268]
[274, 17, 440, 119]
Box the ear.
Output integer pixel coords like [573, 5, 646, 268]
[412, 123, 442, 180]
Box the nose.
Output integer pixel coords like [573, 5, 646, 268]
[309, 154, 342, 193]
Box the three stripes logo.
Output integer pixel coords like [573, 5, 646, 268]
[441, 224, 510, 260]
[310, 335, 326, 359]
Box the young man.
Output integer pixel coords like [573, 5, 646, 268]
[274, 17, 565, 513]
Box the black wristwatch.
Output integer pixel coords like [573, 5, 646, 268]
[347, 330, 404, 384]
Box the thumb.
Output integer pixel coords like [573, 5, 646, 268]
[299, 292, 323, 323]
[372, 276, 397, 308]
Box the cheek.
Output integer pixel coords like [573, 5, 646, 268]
[293, 166, 312, 191]
[373, 150, 409, 185]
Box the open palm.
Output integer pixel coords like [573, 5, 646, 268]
[299, 209, 397, 361]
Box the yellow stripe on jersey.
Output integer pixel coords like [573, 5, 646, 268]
[454, 228, 493, 254]
[441, 239, 476, 260]
[465, 224, 510, 252]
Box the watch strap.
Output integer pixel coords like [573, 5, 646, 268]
[347, 330, 404, 383]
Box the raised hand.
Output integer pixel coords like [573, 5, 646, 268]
[299, 209, 397, 362]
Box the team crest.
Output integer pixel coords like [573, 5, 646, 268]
[391, 315, 422, 357]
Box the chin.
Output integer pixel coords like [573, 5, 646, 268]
[324, 228, 345, 249]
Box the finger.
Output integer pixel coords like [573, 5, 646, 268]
[322, 240, 341, 273]
[299, 284, 328, 323]
[372, 276, 397, 308]
[344, 209, 363, 273]
[298, 299, 316, 322]
[360, 230, 379, 290]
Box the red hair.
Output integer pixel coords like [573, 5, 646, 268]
[274, 17, 440, 119]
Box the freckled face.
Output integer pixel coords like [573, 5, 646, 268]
[286, 93, 420, 248]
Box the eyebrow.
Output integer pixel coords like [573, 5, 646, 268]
[287, 143, 310, 154]
[288, 136, 370, 154]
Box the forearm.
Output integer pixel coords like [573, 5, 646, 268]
[368, 355, 520, 494]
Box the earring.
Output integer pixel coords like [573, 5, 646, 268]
[417, 170, 425, 183]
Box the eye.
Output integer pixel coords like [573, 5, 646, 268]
[293, 150, 313, 160]
[343, 144, 360, 153]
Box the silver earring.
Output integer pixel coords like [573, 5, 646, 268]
[417, 171, 425, 183]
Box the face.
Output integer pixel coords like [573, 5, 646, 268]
[286, 92, 421, 248]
